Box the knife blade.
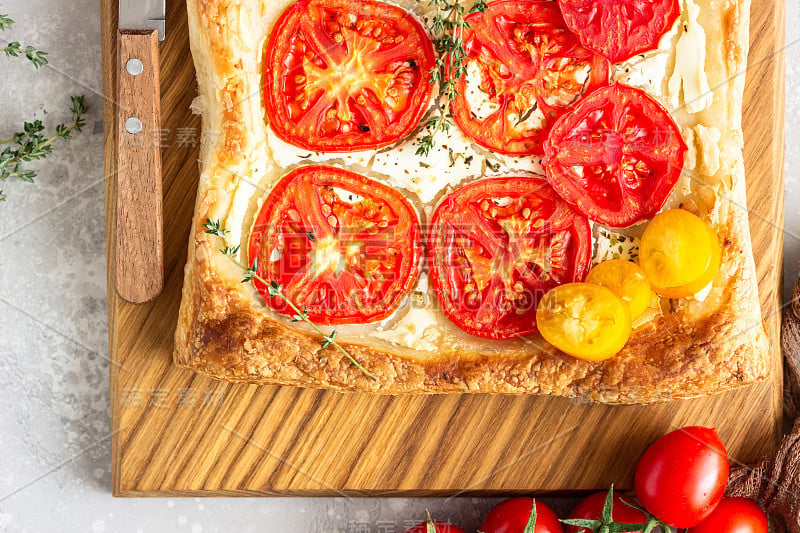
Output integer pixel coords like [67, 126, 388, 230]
[114, 0, 166, 304]
[119, 0, 166, 41]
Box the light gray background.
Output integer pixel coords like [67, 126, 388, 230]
[0, 0, 797, 531]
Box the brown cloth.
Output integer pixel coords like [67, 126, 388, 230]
[727, 419, 800, 532]
[781, 279, 800, 422]
[725, 278, 800, 532]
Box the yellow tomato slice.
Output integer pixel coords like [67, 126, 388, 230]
[536, 283, 632, 361]
[638, 209, 721, 298]
[586, 259, 652, 320]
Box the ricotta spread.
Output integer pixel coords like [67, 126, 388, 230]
[220, 0, 720, 350]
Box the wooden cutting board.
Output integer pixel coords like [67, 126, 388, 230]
[102, 0, 786, 496]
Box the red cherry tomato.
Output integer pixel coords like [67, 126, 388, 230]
[264, 0, 435, 151]
[480, 497, 564, 533]
[542, 83, 687, 228]
[404, 520, 465, 533]
[557, 0, 681, 63]
[634, 427, 729, 528]
[565, 492, 647, 533]
[686, 498, 768, 533]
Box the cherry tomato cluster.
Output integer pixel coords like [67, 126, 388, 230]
[403, 427, 768, 533]
[537, 208, 722, 361]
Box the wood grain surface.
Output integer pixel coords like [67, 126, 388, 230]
[114, 30, 164, 304]
[102, 0, 786, 496]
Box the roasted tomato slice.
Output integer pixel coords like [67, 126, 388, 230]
[263, 0, 436, 152]
[248, 165, 421, 324]
[586, 259, 651, 320]
[543, 83, 687, 228]
[557, 0, 681, 63]
[451, 0, 609, 156]
[429, 176, 591, 339]
[537, 283, 632, 360]
[638, 209, 721, 298]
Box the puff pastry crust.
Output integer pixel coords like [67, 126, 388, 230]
[174, 0, 770, 403]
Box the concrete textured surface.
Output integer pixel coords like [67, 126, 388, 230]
[0, 0, 797, 531]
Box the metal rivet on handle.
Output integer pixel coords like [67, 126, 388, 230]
[125, 117, 143, 134]
[126, 58, 144, 76]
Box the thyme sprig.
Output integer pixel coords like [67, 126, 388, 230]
[0, 14, 48, 68]
[0, 14, 87, 201]
[416, 0, 487, 156]
[203, 218, 377, 382]
[0, 95, 87, 200]
[0, 13, 13, 31]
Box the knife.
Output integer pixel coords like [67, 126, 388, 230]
[114, 0, 166, 304]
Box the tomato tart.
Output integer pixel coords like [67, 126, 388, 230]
[175, 0, 769, 403]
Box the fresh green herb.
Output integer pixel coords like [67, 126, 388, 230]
[221, 244, 240, 256]
[203, 218, 229, 237]
[417, 114, 451, 157]
[0, 95, 87, 201]
[241, 258, 259, 284]
[485, 158, 501, 172]
[291, 306, 310, 323]
[515, 103, 538, 126]
[0, 14, 48, 68]
[470, 0, 489, 12]
[0, 13, 14, 31]
[1, 41, 48, 68]
[0, 14, 86, 201]
[204, 218, 377, 382]
[416, 0, 487, 156]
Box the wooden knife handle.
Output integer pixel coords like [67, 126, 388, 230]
[114, 30, 163, 304]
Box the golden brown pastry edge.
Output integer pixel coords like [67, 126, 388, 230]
[173, 0, 770, 404]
